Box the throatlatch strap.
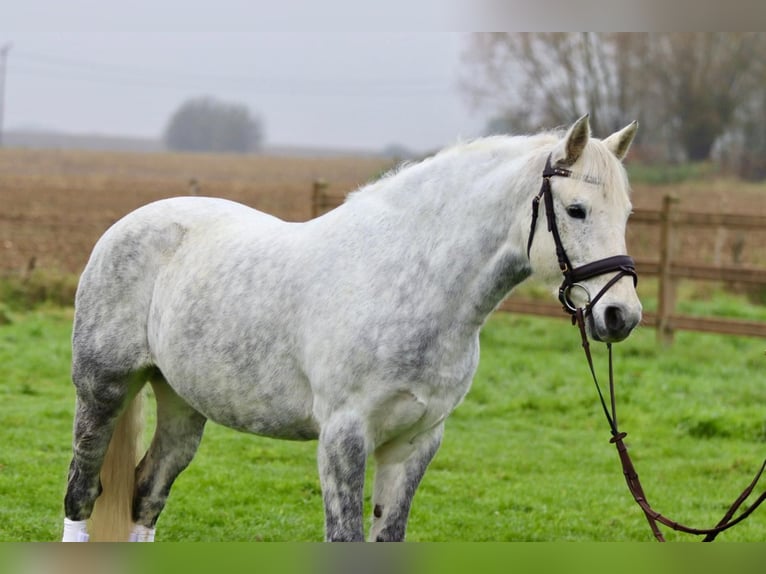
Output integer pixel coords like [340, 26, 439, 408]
[527, 189, 544, 258]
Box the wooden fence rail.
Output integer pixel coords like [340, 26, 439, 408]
[312, 181, 766, 343]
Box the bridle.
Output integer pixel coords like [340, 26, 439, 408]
[526, 153, 637, 318]
[529, 152, 766, 541]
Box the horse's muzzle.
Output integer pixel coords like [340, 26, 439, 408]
[590, 303, 642, 343]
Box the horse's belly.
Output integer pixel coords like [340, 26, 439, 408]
[213, 395, 319, 441]
[165, 369, 319, 441]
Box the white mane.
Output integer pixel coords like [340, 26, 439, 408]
[346, 131, 631, 215]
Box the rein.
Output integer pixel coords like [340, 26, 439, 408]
[528, 153, 766, 541]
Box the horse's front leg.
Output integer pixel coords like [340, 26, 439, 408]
[317, 413, 370, 541]
[369, 422, 444, 542]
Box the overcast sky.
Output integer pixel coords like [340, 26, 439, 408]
[2, 3, 494, 153]
[5, 2, 741, 154]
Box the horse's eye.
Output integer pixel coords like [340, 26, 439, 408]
[566, 205, 587, 220]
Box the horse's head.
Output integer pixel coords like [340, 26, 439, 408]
[528, 114, 642, 343]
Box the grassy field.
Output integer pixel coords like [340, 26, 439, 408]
[1, 148, 764, 542]
[1, 306, 764, 542]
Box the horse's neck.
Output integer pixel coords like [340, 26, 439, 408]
[352, 142, 540, 325]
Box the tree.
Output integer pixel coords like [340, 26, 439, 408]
[462, 33, 766, 162]
[731, 88, 766, 180]
[647, 33, 766, 161]
[164, 96, 263, 153]
[463, 33, 642, 139]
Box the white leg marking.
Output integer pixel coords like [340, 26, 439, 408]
[62, 518, 89, 542]
[129, 523, 156, 542]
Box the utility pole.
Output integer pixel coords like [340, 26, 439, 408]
[0, 43, 12, 148]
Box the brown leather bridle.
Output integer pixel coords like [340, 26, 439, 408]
[527, 153, 638, 318]
[529, 153, 766, 541]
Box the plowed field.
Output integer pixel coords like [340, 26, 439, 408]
[1, 148, 765, 276]
[0, 149, 390, 274]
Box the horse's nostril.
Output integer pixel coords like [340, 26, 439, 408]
[604, 305, 625, 333]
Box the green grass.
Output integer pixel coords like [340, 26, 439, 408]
[637, 278, 766, 322]
[0, 270, 78, 315]
[0, 308, 764, 542]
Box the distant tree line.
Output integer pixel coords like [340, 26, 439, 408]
[164, 96, 263, 154]
[462, 33, 766, 178]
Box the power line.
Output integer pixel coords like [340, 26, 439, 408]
[9, 49, 454, 97]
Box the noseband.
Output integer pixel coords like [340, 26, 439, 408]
[527, 153, 637, 316]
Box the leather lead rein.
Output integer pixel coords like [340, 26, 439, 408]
[574, 309, 766, 542]
[530, 153, 766, 541]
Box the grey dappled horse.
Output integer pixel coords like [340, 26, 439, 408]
[62, 115, 641, 542]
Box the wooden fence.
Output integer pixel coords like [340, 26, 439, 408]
[312, 181, 766, 343]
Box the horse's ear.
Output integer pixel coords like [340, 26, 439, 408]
[603, 121, 638, 161]
[552, 114, 591, 166]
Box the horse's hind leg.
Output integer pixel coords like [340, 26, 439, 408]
[369, 422, 444, 542]
[131, 376, 207, 540]
[63, 372, 142, 541]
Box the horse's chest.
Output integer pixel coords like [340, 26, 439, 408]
[361, 365, 476, 448]
[359, 335, 480, 444]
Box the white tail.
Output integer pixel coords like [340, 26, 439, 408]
[88, 391, 145, 541]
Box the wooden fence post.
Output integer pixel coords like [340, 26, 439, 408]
[657, 194, 679, 345]
[312, 178, 328, 219]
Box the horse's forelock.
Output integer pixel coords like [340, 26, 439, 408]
[578, 139, 633, 210]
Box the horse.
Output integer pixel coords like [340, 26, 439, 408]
[61, 114, 641, 542]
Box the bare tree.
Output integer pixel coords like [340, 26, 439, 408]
[733, 86, 766, 179]
[463, 33, 766, 163]
[463, 33, 641, 138]
[645, 33, 766, 161]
